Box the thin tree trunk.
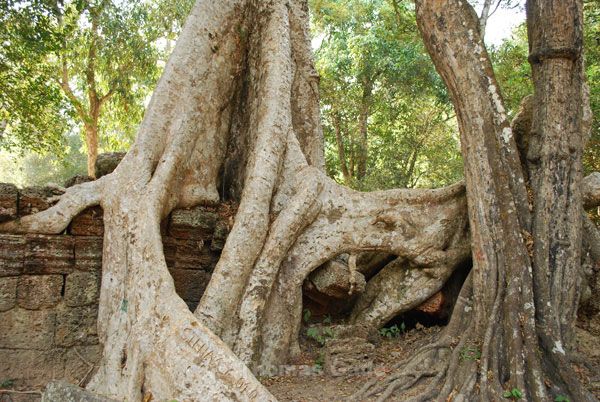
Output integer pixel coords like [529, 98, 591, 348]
[356, 77, 374, 181]
[332, 111, 351, 184]
[84, 122, 99, 178]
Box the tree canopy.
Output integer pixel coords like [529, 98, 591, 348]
[0, 0, 193, 175]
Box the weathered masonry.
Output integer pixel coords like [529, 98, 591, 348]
[0, 182, 230, 399]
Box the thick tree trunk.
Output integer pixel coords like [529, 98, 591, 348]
[354, 1, 596, 401]
[526, 0, 588, 346]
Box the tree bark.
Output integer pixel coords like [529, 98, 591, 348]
[526, 0, 588, 345]
[332, 111, 352, 185]
[354, 1, 596, 400]
[84, 122, 99, 178]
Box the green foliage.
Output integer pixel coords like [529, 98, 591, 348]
[503, 388, 524, 400]
[0, 0, 193, 168]
[378, 323, 405, 338]
[582, 0, 600, 176]
[490, 3, 600, 178]
[0, 378, 14, 389]
[311, 0, 462, 191]
[555, 395, 570, 402]
[314, 352, 325, 371]
[489, 25, 532, 117]
[459, 345, 482, 361]
[306, 326, 336, 346]
[0, 133, 86, 186]
[303, 308, 312, 323]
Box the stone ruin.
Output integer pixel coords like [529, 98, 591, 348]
[0, 178, 230, 400]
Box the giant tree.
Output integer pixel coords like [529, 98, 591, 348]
[0, 0, 598, 401]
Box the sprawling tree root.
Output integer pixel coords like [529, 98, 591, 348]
[2, 0, 600, 400]
[352, 274, 475, 402]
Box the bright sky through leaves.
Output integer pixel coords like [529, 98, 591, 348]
[484, 1, 526, 46]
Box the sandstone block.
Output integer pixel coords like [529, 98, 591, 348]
[63, 175, 93, 188]
[0, 182, 18, 222]
[0, 276, 17, 312]
[69, 207, 104, 236]
[18, 186, 64, 217]
[210, 220, 230, 251]
[168, 206, 219, 240]
[415, 291, 445, 315]
[0, 308, 56, 349]
[169, 268, 211, 305]
[307, 260, 366, 299]
[0, 234, 25, 277]
[62, 345, 102, 385]
[0, 349, 64, 389]
[25, 235, 75, 274]
[94, 152, 125, 179]
[163, 237, 218, 271]
[43, 380, 118, 402]
[74, 237, 103, 271]
[64, 272, 100, 307]
[17, 275, 63, 310]
[326, 324, 380, 344]
[55, 306, 99, 347]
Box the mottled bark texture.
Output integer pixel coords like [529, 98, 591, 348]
[353, 0, 597, 401]
[1, 0, 599, 400]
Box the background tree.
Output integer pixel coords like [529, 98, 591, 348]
[311, 0, 463, 190]
[0, 0, 193, 177]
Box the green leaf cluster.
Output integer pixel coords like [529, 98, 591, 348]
[311, 0, 463, 191]
[0, 0, 193, 169]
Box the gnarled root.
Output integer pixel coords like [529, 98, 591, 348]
[247, 177, 470, 373]
[352, 274, 474, 402]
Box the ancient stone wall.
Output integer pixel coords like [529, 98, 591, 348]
[0, 183, 231, 399]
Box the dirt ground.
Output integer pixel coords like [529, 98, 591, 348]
[263, 322, 600, 402]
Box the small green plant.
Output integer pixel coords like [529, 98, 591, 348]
[503, 388, 524, 400]
[459, 345, 482, 361]
[303, 309, 312, 323]
[0, 379, 14, 389]
[323, 315, 332, 324]
[555, 395, 570, 402]
[306, 326, 335, 346]
[379, 323, 405, 338]
[314, 352, 325, 371]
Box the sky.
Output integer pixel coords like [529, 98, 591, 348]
[482, 1, 527, 46]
